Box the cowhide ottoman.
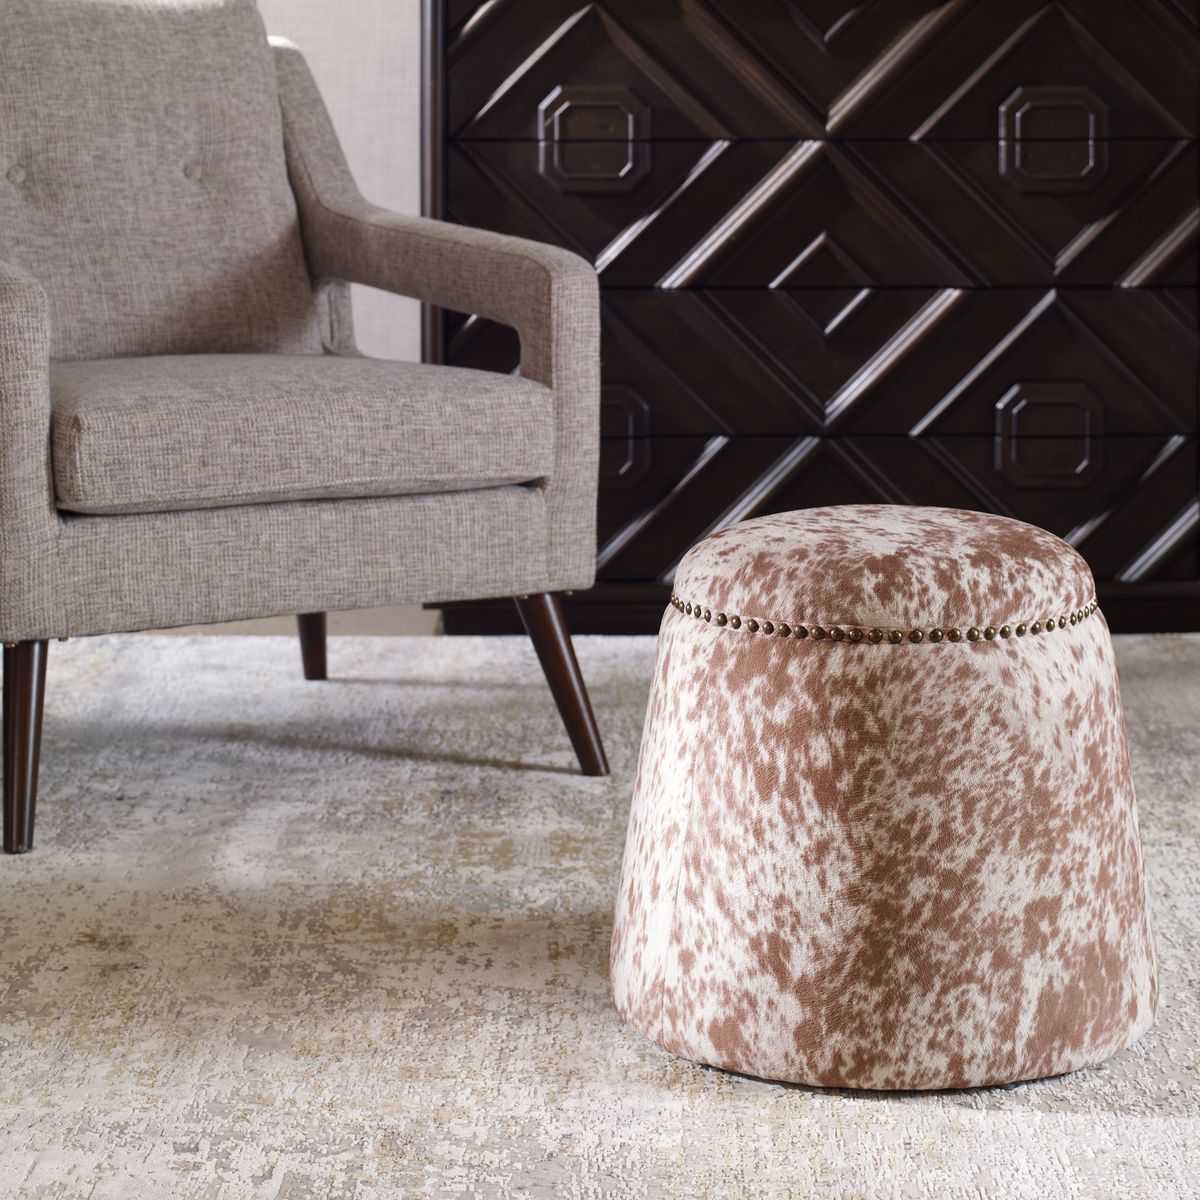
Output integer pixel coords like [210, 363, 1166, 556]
[611, 505, 1156, 1091]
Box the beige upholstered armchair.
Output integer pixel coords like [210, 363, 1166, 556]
[0, 0, 608, 854]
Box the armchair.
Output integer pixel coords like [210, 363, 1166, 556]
[0, 0, 608, 854]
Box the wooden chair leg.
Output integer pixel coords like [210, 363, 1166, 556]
[514, 593, 609, 776]
[4, 640, 48, 854]
[297, 613, 327, 681]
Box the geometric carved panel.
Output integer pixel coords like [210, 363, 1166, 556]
[435, 0, 1200, 633]
[993, 381, 1105, 489]
[447, 1, 1199, 140]
[451, 134, 1196, 287]
[538, 85, 651, 194]
[586, 434, 1199, 583]
[998, 86, 1109, 194]
[446, 290, 1198, 439]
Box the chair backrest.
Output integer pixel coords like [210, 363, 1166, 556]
[0, 0, 323, 362]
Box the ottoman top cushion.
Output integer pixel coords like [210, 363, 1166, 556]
[672, 506, 1095, 633]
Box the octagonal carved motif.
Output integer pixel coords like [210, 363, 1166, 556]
[537, 85, 651, 194]
[998, 85, 1110, 194]
[994, 381, 1105, 489]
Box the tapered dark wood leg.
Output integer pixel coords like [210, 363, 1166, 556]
[514, 593, 609, 776]
[4, 640, 48, 854]
[297, 613, 327, 681]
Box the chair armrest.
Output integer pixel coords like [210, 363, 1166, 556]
[0, 260, 58, 641]
[272, 39, 601, 589]
[0, 259, 50, 378]
[271, 39, 597, 389]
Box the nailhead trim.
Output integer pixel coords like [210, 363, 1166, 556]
[669, 594, 1100, 643]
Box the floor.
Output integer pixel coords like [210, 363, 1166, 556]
[0, 633, 1196, 1198]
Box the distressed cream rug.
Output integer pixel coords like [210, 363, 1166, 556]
[0, 633, 1196, 1199]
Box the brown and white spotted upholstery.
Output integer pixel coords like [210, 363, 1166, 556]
[611, 505, 1156, 1091]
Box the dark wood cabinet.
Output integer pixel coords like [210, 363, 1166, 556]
[424, 0, 1200, 633]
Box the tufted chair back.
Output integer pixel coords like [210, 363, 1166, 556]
[0, 0, 323, 363]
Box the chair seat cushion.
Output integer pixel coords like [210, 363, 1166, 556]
[50, 354, 556, 515]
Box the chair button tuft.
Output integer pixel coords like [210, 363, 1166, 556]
[183, 162, 204, 181]
[6, 165, 26, 185]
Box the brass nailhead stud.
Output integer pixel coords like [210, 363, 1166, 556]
[671, 595, 1097, 647]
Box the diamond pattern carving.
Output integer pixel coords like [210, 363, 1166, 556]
[435, 0, 1200, 629]
[770, 233, 874, 335]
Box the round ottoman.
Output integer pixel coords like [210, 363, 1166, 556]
[611, 505, 1156, 1090]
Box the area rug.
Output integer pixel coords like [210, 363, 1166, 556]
[0, 633, 1196, 1199]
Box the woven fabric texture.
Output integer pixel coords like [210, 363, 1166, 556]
[52, 487, 550, 639]
[51, 355, 556, 515]
[0, 0, 321, 362]
[613, 507, 1156, 1090]
[0, 15, 600, 641]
